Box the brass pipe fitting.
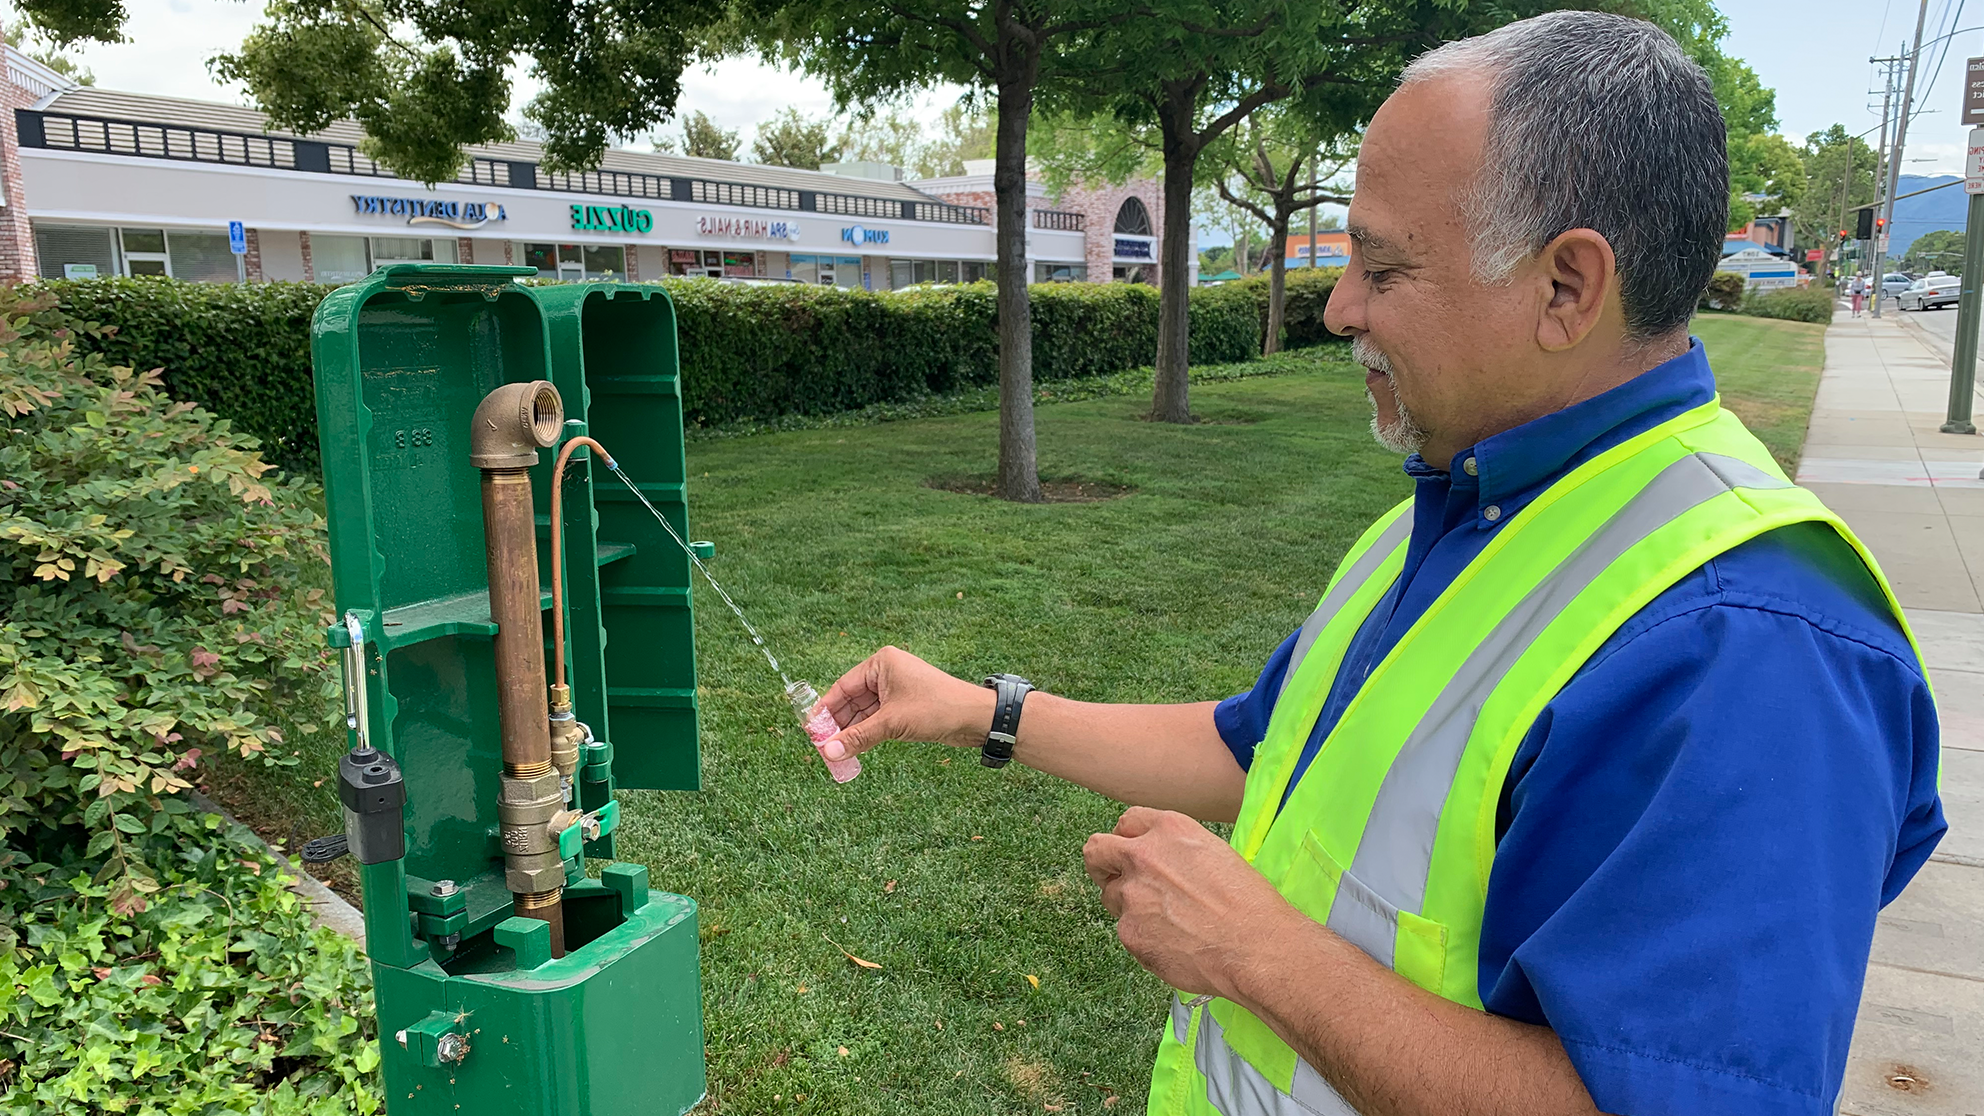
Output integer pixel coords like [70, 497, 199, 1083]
[470, 380, 564, 470]
[547, 683, 585, 784]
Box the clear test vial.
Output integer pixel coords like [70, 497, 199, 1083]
[786, 680, 862, 783]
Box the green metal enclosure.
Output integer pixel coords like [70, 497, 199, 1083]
[312, 265, 705, 1114]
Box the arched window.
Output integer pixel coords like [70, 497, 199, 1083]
[1113, 197, 1152, 236]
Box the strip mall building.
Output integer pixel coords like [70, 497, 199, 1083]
[0, 48, 1187, 291]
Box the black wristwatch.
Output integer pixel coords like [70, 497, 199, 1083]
[979, 674, 1034, 768]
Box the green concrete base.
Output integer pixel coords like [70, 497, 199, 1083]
[376, 879, 705, 1115]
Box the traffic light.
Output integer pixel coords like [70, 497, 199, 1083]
[1856, 207, 1875, 239]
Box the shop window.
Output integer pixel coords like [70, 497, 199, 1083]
[721, 251, 756, 278]
[523, 242, 620, 281]
[1033, 262, 1087, 283]
[582, 245, 624, 279]
[370, 237, 458, 266]
[120, 228, 168, 276]
[313, 235, 372, 284]
[1112, 264, 1152, 285]
[668, 248, 703, 277]
[790, 254, 820, 284]
[168, 231, 241, 283]
[1114, 197, 1152, 236]
[937, 260, 959, 284]
[961, 261, 988, 283]
[34, 223, 116, 280]
[889, 259, 913, 289]
[834, 256, 861, 289]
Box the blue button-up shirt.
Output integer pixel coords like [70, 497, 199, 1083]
[1213, 341, 1945, 1115]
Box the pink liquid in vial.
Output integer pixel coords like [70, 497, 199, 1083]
[804, 703, 863, 783]
[788, 680, 861, 783]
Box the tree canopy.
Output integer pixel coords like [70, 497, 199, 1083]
[1793, 125, 1880, 253]
[20, 0, 733, 183]
[751, 107, 839, 167]
[1901, 228, 1965, 276]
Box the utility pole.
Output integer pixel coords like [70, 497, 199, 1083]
[1941, 51, 1984, 435]
[1873, 3, 1931, 318]
[1864, 55, 1901, 302]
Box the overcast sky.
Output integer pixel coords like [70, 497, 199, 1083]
[33, 0, 1984, 243]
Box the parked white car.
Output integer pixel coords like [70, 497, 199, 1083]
[1882, 272, 1915, 298]
[1899, 274, 1962, 311]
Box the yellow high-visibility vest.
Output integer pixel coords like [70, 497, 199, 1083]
[1146, 399, 1921, 1115]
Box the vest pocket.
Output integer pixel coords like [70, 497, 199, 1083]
[1289, 833, 1449, 996]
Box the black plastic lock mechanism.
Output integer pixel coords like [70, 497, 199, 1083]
[339, 748, 406, 864]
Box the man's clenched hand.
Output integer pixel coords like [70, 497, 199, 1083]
[1082, 806, 1302, 999]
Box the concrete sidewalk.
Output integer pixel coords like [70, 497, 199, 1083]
[1803, 313, 1984, 1115]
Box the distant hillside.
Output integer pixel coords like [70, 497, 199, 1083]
[1893, 174, 1966, 259]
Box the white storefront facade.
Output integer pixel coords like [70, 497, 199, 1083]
[0, 55, 1136, 291]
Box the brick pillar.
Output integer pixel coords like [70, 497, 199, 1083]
[0, 67, 40, 281]
[243, 228, 264, 282]
[626, 244, 640, 281]
[299, 231, 314, 282]
[457, 236, 473, 264]
[503, 241, 513, 265]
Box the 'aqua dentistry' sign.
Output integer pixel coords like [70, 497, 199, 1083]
[351, 195, 507, 229]
[572, 204, 655, 234]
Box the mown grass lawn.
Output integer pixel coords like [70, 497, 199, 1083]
[1692, 313, 1828, 473]
[202, 314, 1824, 1116]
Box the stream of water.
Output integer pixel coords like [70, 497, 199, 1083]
[606, 464, 794, 691]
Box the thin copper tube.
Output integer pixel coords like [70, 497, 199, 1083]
[549, 436, 616, 691]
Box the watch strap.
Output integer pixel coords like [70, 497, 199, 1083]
[980, 674, 1032, 769]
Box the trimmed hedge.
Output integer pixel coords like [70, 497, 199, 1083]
[49, 279, 330, 474]
[40, 277, 1260, 472]
[672, 279, 1258, 424]
[1237, 267, 1342, 350]
[1739, 285, 1834, 325]
[1699, 271, 1745, 312]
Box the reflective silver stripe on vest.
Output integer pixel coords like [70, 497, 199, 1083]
[1277, 511, 1414, 703]
[1176, 995, 1359, 1116]
[1325, 452, 1789, 966]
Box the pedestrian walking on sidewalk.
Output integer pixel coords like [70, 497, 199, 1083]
[1850, 273, 1867, 316]
[820, 12, 1945, 1116]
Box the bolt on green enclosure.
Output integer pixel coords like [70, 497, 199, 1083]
[312, 264, 706, 1114]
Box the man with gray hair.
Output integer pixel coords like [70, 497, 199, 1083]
[818, 11, 1944, 1113]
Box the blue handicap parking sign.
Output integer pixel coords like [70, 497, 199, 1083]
[228, 221, 246, 255]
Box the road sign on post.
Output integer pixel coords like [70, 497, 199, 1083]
[1965, 57, 1984, 126]
[227, 220, 246, 255]
[1947, 126, 1984, 434]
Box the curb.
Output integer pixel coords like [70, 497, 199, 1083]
[190, 792, 368, 950]
[1892, 309, 1954, 364]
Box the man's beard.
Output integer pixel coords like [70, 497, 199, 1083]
[1354, 336, 1428, 455]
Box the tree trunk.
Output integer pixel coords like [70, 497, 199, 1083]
[1264, 214, 1289, 355]
[1150, 86, 1199, 424]
[992, 64, 1042, 503]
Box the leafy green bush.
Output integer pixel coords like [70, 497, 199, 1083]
[0, 286, 374, 1111]
[1237, 267, 1342, 350]
[1698, 271, 1745, 312]
[1739, 285, 1834, 325]
[40, 276, 1260, 465]
[0, 823, 378, 1114]
[45, 279, 333, 474]
[0, 285, 333, 906]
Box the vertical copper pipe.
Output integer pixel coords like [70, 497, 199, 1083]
[483, 468, 552, 777]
